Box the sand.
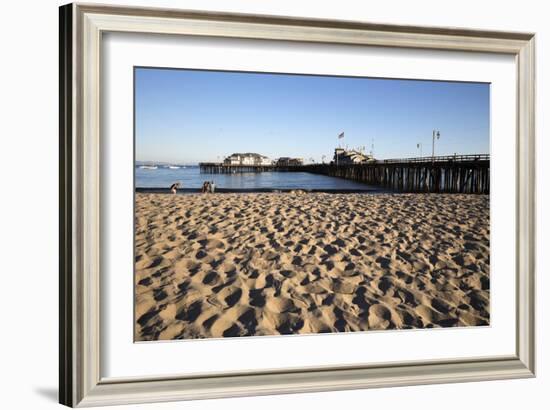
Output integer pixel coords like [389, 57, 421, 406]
[135, 192, 490, 341]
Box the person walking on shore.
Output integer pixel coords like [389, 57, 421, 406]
[170, 182, 181, 195]
[210, 180, 216, 193]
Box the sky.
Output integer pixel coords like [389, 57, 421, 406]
[135, 67, 490, 164]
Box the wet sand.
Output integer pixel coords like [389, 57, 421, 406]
[135, 192, 490, 341]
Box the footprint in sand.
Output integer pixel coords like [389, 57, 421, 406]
[223, 288, 243, 308]
[266, 296, 296, 313]
[368, 304, 393, 329]
[202, 271, 220, 285]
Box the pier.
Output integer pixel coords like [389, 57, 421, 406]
[199, 154, 490, 194]
[198, 163, 278, 173]
[297, 154, 489, 194]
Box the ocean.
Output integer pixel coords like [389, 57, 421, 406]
[135, 165, 377, 191]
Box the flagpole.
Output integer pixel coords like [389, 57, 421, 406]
[336, 132, 344, 167]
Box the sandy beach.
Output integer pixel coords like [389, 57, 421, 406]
[135, 192, 490, 341]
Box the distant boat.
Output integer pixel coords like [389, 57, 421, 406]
[168, 165, 180, 169]
[139, 165, 157, 170]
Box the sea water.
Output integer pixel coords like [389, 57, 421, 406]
[135, 166, 376, 190]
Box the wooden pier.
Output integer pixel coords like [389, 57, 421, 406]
[297, 155, 490, 194]
[199, 163, 278, 173]
[199, 154, 490, 194]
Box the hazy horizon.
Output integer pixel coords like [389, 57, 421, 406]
[135, 68, 490, 164]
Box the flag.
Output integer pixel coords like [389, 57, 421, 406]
[338, 132, 344, 139]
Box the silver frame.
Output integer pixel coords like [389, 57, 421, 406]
[59, 3, 536, 407]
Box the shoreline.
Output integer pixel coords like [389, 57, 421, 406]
[134, 187, 489, 195]
[135, 187, 387, 194]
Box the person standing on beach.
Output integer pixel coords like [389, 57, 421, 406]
[170, 182, 181, 194]
[210, 180, 216, 193]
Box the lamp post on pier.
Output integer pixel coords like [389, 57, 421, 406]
[432, 130, 441, 161]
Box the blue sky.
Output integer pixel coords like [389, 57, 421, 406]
[135, 67, 489, 164]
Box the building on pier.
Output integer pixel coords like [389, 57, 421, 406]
[333, 148, 374, 165]
[276, 157, 304, 167]
[223, 153, 272, 166]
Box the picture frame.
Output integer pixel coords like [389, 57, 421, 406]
[59, 2, 535, 407]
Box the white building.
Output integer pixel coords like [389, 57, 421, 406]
[224, 153, 272, 166]
[333, 148, 374, 165]
[276, 157, 304, 166]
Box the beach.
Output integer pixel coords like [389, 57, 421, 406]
[135, 192, 490, 341]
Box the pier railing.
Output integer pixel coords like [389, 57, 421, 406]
[379, 154, 490, 164]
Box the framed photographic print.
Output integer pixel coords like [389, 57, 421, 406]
[59, 3, 535, 407]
